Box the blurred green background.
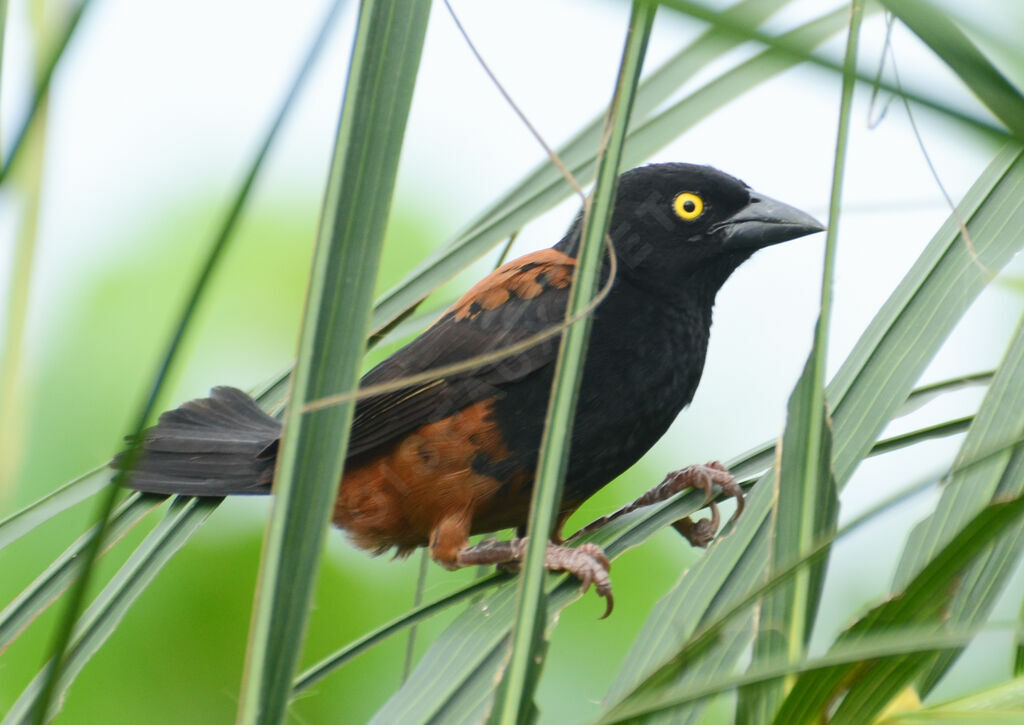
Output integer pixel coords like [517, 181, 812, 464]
[2, 0, 1023, 722]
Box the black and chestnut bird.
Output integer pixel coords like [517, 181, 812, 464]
[114, 163, 823, 614]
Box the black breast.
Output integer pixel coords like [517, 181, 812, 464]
[486, 275, 714, 507]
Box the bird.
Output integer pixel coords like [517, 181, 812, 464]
[112, 162, 823, 616]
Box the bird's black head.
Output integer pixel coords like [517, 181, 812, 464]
[559, 162, 824, 297]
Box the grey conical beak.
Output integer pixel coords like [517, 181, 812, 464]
[714, 192, 825, 250]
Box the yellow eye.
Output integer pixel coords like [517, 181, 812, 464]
[673, 192, 704, 221]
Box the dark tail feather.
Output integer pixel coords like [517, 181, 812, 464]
[112, 386, 282, 496]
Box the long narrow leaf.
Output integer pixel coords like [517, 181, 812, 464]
[889, 311, 1024, 693]
[878, 675, 1024, 722]
[490, 4, 654, 723]
[737, 365, 838, 723]
[658, 0, 1006, 141]
[0, 0, 91, 187]
[0, 494, 158, 654]
[598, 627, 993, 723]
[894, 313, 1024, 586]
[737, 4, 861, 720]
[2, 497, 217, 724]
[237, 2, 432, 722]
[881, 0, 1024, 139]
[0, 470, 107, 553]
[600, 497, 1024, 723]
[773, 496, 1024, 725]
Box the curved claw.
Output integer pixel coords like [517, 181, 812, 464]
[456, 537, 615, 616]
[550, 541, 614, 617]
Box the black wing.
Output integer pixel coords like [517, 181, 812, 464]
[347, 248, 576, 457]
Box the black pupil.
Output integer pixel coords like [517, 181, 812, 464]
[683, 200, 696, 213]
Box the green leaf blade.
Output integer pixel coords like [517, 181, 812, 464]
[737, 3, 862, 718]
[881, 0, 1024, 140]
[489, 4, 655, 722]
[775, 497, 1024, 725]
[2, 496, 217, 724]
[237, 2, 433, 722]
[737, 356, 840, 724]
[890, 311, 1024, 693]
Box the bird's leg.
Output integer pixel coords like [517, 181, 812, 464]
[455, 538, 614, 617]
[573, 461, 744, 548]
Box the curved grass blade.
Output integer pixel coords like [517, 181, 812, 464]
[893, 313, 1024, 588]
[658, 0, 1005, 141]
[597, 627, 989, 724]
[0, 470, 107, 553]
[893, 371, 992, 418]
[603, 145, 1024, 714]
[2, 496, 218, 724]
[237, 2, 432, 722]
[732, 372, 990, 482]
[878, 675, 1024, 723]
[0, 0, 51, 508]
[873, 415, 973, 457]
[0, 0, 92, 186]
[774, 497, 1024, 725]
[737, 369, 837, 724]
[599, 497, 1024, 723]
[881, 0, 1024, 139]
[888, 312, 1024, 694]
[0, 493, 158, 655]
[488, 4, 654, 723]
[737, 5, 861, 720]
[294, 573, 503, 693]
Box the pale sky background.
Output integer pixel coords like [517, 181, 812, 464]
[2, 0, 1022, 702]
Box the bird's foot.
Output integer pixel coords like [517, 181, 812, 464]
[457, 538, 613, 617]
[660, 461, 744, 547]
[573, 460, 744, 548]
